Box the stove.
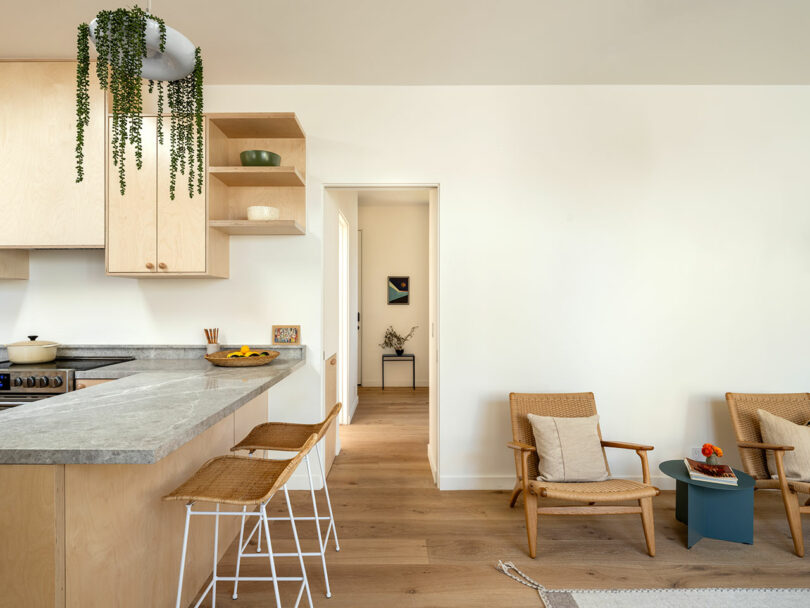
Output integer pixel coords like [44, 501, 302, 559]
[0, 357, 133, 409]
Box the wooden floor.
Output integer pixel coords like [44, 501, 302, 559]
[197, 387, 810, 607]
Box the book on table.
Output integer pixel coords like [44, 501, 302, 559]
[684, 458, 738, 486]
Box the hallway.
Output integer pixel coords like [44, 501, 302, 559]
[202, 388, 810, 607]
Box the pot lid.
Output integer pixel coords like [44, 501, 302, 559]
[6, 335, 59, 347]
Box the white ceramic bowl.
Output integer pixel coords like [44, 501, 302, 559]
[247, 206, 280, 221]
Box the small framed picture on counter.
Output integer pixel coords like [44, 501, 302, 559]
[272, 325, 301, 345]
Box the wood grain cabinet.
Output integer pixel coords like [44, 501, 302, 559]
[0, 62, 105, 249]
[0, 62, 105, 279]
[106, 117, 228, 278]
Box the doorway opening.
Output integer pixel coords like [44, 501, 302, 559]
[323, 185, 440, 485]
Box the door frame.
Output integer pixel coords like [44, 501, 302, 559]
[337, 210, 350, 425]
[323, 182, 441, 485]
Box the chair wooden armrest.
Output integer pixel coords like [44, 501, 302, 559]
[507, 441, 536, 495]
[602, 440, 654, 484]
[507, 441, 536, 452]
[601, 440, 654, 451]
[738, 441, 795, 452]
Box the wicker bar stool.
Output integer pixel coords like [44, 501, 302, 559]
[232, 403, 342, 598]
[164, 434, 318, 608]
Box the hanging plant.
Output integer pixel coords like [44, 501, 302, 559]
[75, 6, 204, 199]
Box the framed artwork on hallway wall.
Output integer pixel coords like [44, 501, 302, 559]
[388, 276, 410, 305]
[272, 325, 301, 345]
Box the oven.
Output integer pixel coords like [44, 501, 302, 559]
[0, 369, 73, 410]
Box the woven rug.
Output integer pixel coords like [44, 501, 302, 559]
[497, 561, 810, 608]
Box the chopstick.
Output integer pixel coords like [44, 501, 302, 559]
[204, 328, 220, 344]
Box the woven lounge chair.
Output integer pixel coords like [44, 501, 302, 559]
[726, 392, 810, 556]
[507, 392, 659, 558]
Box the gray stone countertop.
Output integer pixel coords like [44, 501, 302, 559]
[0, 358, 304, 465]
[76, 358, 218, 379]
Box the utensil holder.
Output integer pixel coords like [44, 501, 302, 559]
[206, 343, 220, 355]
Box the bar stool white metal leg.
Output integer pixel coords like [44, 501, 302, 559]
[304, 450, 331, 597]
[231, 403, 344, 599]
[174, 489, 311, 608]
[238, 436, 341, 597]
[165, 436, 319, 608]
[316, 440, 340, 552]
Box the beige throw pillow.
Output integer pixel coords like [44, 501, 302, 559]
[527, 413, 609, 482]
[757, 409, 810, 482]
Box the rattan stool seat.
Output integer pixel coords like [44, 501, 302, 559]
[233, 422, 322, 452]
[232, 403, 342, 452]
[164, 455, 288, 506]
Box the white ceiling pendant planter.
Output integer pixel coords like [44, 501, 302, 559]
[75, 3, 204, 200]
[88, 16, 196, 82]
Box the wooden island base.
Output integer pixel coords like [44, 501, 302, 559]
[0, 393, 267, 608]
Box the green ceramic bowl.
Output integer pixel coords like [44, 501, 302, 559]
[240, 150, 281, 167]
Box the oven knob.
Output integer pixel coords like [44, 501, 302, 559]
[26, 376, 36, 387]
[38, 376, 49, 387]
[13, 376, 23, 387]
[51, 376, 64, 388]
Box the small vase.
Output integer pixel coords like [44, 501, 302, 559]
[706, 455, 719, 466]
[395, 348, 404, 356]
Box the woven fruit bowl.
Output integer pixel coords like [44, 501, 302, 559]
[205, 349, 280, 367]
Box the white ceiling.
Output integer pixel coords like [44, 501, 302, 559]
[3, 1, 810, 84]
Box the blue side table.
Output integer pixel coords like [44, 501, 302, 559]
[659, 459, 755, 549]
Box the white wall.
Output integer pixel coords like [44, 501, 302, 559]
[3, 85, 810, 491]
[323, 189, 360, 419]
[359, 202, 429, 387]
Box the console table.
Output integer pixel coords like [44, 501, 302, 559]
[381, 353, 415, 390]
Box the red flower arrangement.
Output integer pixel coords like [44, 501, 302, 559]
[701, 443, 723, 464]
[701, 443, 723, 458]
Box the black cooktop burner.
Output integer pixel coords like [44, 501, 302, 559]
[0, 357, 134, 371]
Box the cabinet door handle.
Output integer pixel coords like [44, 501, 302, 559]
[158, 262, 168, 270]
[145, 262, 154, 270]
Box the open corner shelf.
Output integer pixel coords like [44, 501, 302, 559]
[206, 112, 307, 238]
[208, 166, 305, 187]
[207, 113, 305, 139]
[208, 220, 305, 236]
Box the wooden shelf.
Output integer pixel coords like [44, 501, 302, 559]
[207, 113, 305, 139]
[208, 166, 305, 187]
[208, 220, 305, 236]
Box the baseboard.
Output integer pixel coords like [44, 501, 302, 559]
[427, 445, 437, 484]
[347, 393, 359, 422]
[438, 474, 515, 491]
[437, 474, 677, 492]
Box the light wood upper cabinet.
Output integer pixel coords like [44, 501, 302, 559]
[107, 117, 158, 273]
[107, 118, 223, 277]
[156, 118, 206, 273]
[0, 62, 105, 248]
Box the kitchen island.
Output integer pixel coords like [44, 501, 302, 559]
[0, 349, 305, 608]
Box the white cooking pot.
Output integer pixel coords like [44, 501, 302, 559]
[5, 335, 60, 364]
